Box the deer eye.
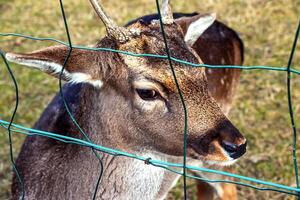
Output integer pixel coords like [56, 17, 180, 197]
[136, 89, 160, 101]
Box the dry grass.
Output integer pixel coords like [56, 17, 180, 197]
[0, 0, 300, 199]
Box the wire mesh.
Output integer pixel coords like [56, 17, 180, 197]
[0, 0, 299, 199]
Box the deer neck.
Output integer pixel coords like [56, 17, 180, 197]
[95, 152, 171, 199]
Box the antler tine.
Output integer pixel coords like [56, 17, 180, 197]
[161, 0, 174, 24]
[89, 0, 132, 42]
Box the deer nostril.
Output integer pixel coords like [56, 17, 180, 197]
[221, 141, 238, 153]
[221, 141, 247, 159]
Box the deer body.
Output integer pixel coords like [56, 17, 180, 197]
[7, 1, 246, 199]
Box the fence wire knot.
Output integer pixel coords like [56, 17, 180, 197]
[144, 157, 152, 165]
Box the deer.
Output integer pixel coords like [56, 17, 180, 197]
[127, 12, 244, 200]
[5, 0, 246, 199]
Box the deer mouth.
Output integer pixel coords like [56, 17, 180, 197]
[187, 138, 247, 166]
[188, 146, 236, 166]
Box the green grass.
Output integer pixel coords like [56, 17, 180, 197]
[0, 0, 300, 199]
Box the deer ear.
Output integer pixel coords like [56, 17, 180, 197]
[178, 13, 216, 47]
[5, 45, 103, 88]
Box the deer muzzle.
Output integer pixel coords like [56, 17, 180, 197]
[188, 119, 247, 165]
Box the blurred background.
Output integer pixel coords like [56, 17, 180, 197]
[0, 0, 300, 199]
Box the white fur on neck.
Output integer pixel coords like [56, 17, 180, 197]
[5, 53, 103, 88]
[184, 13, 216, 46]
[124, 152, 166, 199]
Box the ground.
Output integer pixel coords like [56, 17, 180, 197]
[0, 0, 300, 199]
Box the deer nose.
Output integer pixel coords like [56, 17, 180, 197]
[221, 141, 247, 159]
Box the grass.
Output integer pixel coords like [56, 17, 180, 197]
[0, 0, 300, 199]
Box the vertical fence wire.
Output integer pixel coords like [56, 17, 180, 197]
[286, 19, 300, 198]
[155, 0, 188, 198]
[0, 51, 24, 200]
[58, 0, 103, 199]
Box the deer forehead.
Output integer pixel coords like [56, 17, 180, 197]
[117, 27, 207, 94]
[120, 51, 207, 95]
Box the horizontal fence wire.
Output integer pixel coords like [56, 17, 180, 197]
[1, 33, 300, 75]
[0, 119, 299, 196]
[0, 0, 299, 199]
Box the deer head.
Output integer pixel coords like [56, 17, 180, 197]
[5, 0, 246, 165]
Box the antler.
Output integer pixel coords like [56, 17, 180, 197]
[89, 0, 132, 42]
[161, 0, 174, 24]
[89, 0, 174, 41]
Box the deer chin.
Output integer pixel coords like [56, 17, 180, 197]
[188, 151, 238, 167]
[205, 159, 238, 167]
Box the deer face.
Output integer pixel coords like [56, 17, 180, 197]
[118, 21, 246, 165]
[5, 0, 246, 165]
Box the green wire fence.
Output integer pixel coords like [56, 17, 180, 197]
[0, 0, 299, 199]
